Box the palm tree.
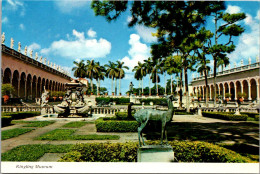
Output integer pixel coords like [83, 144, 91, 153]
[116, 60, 129, 95]
[143, 57, 153, 96]
[85, 60, 99, 92]
[150, 59, 162, 96]
[94, 62, 106, 95]
[72, 60, 86, 78]
[105, 61, 118, 95]
[133, 61, 146, 95]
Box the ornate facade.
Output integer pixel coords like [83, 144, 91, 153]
[1, 36, 71, 100]
[191, 58, 260, 102]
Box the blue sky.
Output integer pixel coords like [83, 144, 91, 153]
[2, 0, 260, 95]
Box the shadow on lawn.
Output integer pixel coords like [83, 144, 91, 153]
[144, 121, 259, 155]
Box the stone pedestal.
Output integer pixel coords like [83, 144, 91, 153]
[137, 145, 174, 162]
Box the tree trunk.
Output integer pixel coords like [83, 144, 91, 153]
[156, 72, 158, 95]
[111, 77, 114, 95]
[119, 77, 121, 95]
[179, 71, 183, 109]
[142, 78, 144, 94]
[149, 74, 151, 96]
[90, 79, 93, 92]
[204, 67, 209, 107]
[184, 67, 190, 112]
[115, 78, 117, 96]
[97, 79, 99, 95]
[213, 14, 218, 107]
[164, 72, 166, 95]
[171, 75, 173, 94]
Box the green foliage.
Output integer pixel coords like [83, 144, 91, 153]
[35, 129, 120, 140]
[225, 93, 231, 98]
[1, 83, 15, 96]
[115, 112, 135, 120]
[2, 128, 34, 140]
[1, 144, 73, 161]
[241, 112, 259, 121]
[62, 121, 88, 128]
[175, 112, 194, 115]
[202, 112, 248, 121]
[12, 121, 55, 127]
[2, 111, 41, 120]
[59, 141, 253, 162]
[96, 97, 130, 105]
[1, 116, 12, 127]
[95, 118, 139, 132]
[237, 92, 246, 98]
[139, 98, 167, 105]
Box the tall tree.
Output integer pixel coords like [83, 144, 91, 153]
[85, 60, 99, 92]
[105, 61, 118, 95]
[133, 61, 146, 95]
[207, 4, 246, 106]
[72, 60, 86, 78]
[143, 57, 153, 96]
[116, 60, 129, 95]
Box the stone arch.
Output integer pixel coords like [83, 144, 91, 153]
[20, 72, 26, 98]
[224, 82, 229, 98]
[32, 75, 37, 98]
[12, 70, 20, 97]
[210, 84, 214, 99]
[229, 82, 235, 100]
[46, 79, 49, 90]
[26, 74, 32, 100]
[242, 80, 249, 100]
[37, 77, 42, 97]
[235, 81, 241, 99]
[3, 68, 12, 84]
[250, 78, 257, 100]
[219, 83, 224, 98]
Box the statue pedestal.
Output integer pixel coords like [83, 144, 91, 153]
[137, 145, 174, 162]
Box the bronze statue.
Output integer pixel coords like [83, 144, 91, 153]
[134, 95, 175, 146]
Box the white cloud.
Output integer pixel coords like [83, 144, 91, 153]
[19, 24, 25, 30]
[228, 13, 259, 65]
[40, 29, 111, 59]
[87, 28, 97, 38]
[28, 43, 41, 52]
[256, 10, 260, 20]
[225, 5, 241, 14]
[120, 34, 150, 71]
[2, 17, 8, 23]
[135, 25, 157, 43]
[54, 0, 89, 13]
[4, 0, 25, 16]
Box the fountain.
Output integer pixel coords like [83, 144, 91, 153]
[53, 81, 95, 118]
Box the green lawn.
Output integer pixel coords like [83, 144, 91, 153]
[2, 128, 35, 140]
[62, 121, 89, 128]
[11, 121, 55, 127]
[1, 144, 73, 161]
[35, 129, 120, 140]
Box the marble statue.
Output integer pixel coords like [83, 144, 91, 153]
[228, 64, 231, 69]
[24, 46, 28, 55]
[51, 62, 53, 67]
[241, 59, 243, 66]
[129, 82, 134, 95]
[10, 38, 14, 48]
[41, 87, 49, 107]
[39, 56, 42, 63]
[30, 50, 33, 58]
[234, 62, 237, 68]
[18, 42, 21, 52]
[256, 56, 259, 63]
[1, 32, 5, 44]
[35, 52, 38, 60]
[248, 57, 251, 64]
[44, 58, 46, 64]
[134, 95, 176, 146]
[47, 60, 50, 66]
[54, 63, 56, 69]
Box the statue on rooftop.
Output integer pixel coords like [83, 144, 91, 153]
[24, 46, 28, 55]
[39, 56, 42, 63]
[241, 59, 243, 66]
[10, 38, 14, 49]
[248, 57, 251, 64]
[35, 52, 38, 60]
[1, 32, 5, 44]
[234, 62, 237, 68]
[18, 42, 21, 52]
[47, 60, 50, 66]
[256, 56, 259, 63]
[44, 58, 46, 64]
[30, 50, 33, 58]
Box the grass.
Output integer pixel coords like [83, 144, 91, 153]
[1, 144, 73, 161]
[62, 121, 89, 128]
[35, 129, 120, 140]
[2, 128, 35, 140]
[11, 121, 55, 127]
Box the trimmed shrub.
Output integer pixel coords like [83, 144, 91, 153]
[59, 141, 254, 162]
[115, 112, 135, 120]
[1, 116, 12, 127]
[1, 111, 41, 120]
[139, 98, 167, 105]
[202, 112, 248, 121]
[95, 118, 139, 132]
[12, 121, 55, 127]
[241, 112, 259, 121]
[96, 97, 130, 105]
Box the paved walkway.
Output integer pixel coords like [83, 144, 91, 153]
[1, 114, 259, 161]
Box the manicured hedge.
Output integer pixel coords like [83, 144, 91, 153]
[96, 97, 130, 105]
[2, 111, 41, 120]
[241, 112, 259, 121]
[202, 112, 248, 121]
[95, 118, 139, 132]
[115, 112, 135, 120]
[1, 116, 12, 127]
[59, 141, 254, 162]
[139, 98, 167, 105]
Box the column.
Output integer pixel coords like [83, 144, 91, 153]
[202, 86, 205, 99]
[234, 84, 237, 100]
[241, 81, 244, 99]
[209, 85, 212, 100]
[223, 85, 225, 99]
[248, 81, 252, 100]
[218, 84, 220, 95]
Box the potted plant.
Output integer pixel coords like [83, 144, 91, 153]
[1, 84, 15, 104]
[112, 92, 114, 96]
[58, 91, 65, 100]
[52, 91, 57, 101]
[225, 93, 231, 102]
[238, 92, 246, 102]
